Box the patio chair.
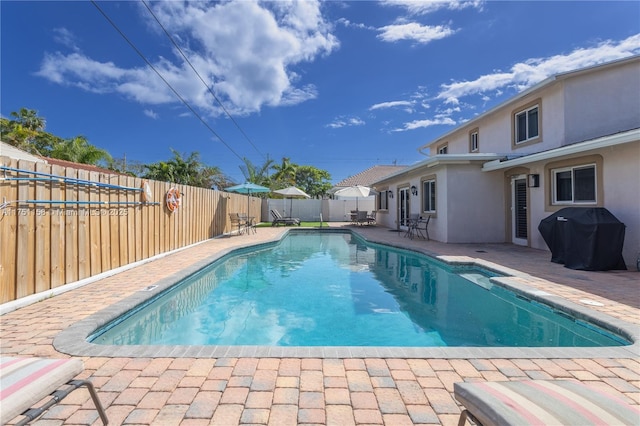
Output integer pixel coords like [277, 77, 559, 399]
[420, 215, 430, 240]
[350, 210, 358, 224]
[454, 379, 639, 426]
[239, 213, 256, 234]
[270, 209, 300, 226]
[355, 210, 369, 225]
[366, 210, 377, 225]
[229, 213, 247, 235]
[0, 356, 109, 426]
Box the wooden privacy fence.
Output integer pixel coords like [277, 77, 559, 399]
[0, 156, 261, 304]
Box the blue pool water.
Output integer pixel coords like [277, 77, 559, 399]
[91, 231, 629, 347]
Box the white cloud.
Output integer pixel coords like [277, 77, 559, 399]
[337, 17, 374, 30]
[326, 116, 365, 129]
[436, 34, 640, 104]
[381, 0, 484, 15]
[392, 117, 456, 132]
[53, 27, 80, 52]
[35, 0, 339, 116]
[369, 100, 413, 110]
[143, 109, 158, 119]
[378, 22, 456, 44]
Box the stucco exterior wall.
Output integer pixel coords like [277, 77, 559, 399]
[564, 61, 640, 144]
[601, 141, 640, 266]
[444, 165, 505, 243]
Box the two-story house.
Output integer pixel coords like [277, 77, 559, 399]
[373, 55, 640, 268]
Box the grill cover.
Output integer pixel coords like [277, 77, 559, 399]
[538, 207, 626, 271]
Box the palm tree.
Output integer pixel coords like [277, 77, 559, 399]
[143, 149, 230, 189]
[240, 157, 274, 186]
[10, 108, 46, 131]
[49, 136, 112, 165]
[272, 157, 297, 187]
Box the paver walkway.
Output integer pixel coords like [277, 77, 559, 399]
[1, 224, 638, 425]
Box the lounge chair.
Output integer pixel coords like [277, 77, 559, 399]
[270, 209, 300, 226]
[0, 356, 108, 425]
[454, 379, 639, 426]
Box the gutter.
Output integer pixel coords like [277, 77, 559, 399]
[373, 154, 503, 185]
[481, 128, 640, 172]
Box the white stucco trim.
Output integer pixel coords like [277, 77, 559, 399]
[481, 128, 640, 172]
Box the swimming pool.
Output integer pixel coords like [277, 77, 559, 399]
[88, 231, 629, 349]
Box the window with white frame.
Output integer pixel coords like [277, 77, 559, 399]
[437, 144, 448, 154]
[515, 104, 539, 144]
[422, 179, 436, 213]
[552, 164, 596, 204]
[378, 190, 389, 210]
[469, 130, 479, 152]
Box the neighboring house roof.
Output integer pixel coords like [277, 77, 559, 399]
[418, 54, 640, 153]
[0, 141, 46, 163]
[333, 165, 407, 190]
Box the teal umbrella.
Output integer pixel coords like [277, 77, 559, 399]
[226, 183, 271, 216]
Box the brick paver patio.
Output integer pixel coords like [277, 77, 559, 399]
[1, 224, 638, 425]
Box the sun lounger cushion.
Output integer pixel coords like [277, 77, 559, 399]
[454, 380, 640, 426]
[1, 356, 108, 425]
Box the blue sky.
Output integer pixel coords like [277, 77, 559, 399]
[2, 1, 639, 185]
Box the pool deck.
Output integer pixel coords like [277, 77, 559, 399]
[1, 223, 639, 425]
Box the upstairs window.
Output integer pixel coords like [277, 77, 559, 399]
[437, 144, 448, 154]
[552, 164, 596, 204]
[469, 130, 479, 152]
[422, 179, 436, 213]
[515, 104, 539, 144]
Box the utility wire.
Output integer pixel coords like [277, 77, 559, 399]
[141, 0, 266, 160]
[90, 0, 245, 162]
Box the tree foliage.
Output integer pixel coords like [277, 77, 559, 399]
[49, 135, 112, 165]
[239, 156, 274, 187]
[143, 149, 232, 189]
[1, 108, 111, 165]
[295, 165, 332, 198]
[271, 157, 297, 187]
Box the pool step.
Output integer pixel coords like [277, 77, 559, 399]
[459, 273, 493, 290]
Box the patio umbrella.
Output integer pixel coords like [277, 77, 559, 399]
[333, 185, 377, 211]
[226, 182, 271, 216]
[273, 186, 310, 217]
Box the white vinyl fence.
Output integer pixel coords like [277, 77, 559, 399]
[262, 197, 376, 222]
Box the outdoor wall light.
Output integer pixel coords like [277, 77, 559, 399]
[411, 185, 418, 196]
[527, 174, 540, 188]
[388, 190, 394, 198]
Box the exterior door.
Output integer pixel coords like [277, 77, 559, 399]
[512, 176, 528, 246]
[398, 187, 410, 229]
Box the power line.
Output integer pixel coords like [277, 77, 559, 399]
[90, 0, 245, 163]
[140, 0, 266, 160]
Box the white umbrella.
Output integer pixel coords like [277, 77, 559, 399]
[273, 186, 310, 217]
[334, 185, 377, 211]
